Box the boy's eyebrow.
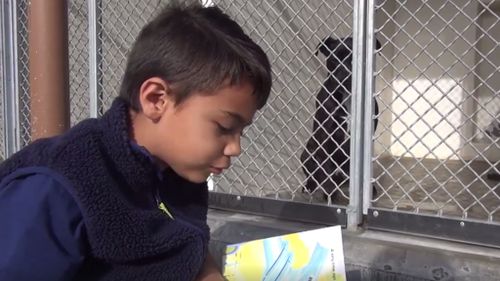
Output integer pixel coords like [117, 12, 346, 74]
[222, 110, 252, 126]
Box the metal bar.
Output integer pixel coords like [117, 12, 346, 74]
[367, 209, 500, 248]
[88, 0, 102, 118]
[1, 0, 20, 157]
[348, 0, 367, 230]
[363, 0, 377, 214]
[28, 0, 70, 140]
[209, 192, 347, 226]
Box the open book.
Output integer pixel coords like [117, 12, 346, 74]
[223, 225, 346, 281]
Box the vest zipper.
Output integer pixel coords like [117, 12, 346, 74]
[155, 188, 174, 219]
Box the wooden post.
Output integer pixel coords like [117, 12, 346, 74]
[28, 0, 70, 140]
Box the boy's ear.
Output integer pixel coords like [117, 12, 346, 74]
[138, 77, 172, 120]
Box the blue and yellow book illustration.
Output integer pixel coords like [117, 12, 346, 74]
[223, 225, 346, 281]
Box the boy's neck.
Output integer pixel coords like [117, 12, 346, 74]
[129, 110, 156, 158]
[128, 109, 170, 171]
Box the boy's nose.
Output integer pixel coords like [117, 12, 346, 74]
[224, 135, 241, 157]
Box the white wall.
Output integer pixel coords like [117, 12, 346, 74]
[475, 6, 500, 139]
[375, 0, 500, 161]
[464, 3, 500, 161]
[373, 0, 397, 157]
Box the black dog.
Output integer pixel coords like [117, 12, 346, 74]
[301, 37, 381, 201]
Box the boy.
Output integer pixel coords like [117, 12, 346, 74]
[0, 3, 271, 281]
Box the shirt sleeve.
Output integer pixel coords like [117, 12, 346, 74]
[0, 172, 86, 281]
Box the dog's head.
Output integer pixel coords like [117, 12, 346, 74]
[316, 37, 381, 87]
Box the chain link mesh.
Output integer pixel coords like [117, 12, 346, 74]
[98, 0, 165, 111]
[69, 1, 90, 125]
[69, 0, 165, 121]
[17, 0, 30, 147]
[210, 0, 355, 206]
[372, 0, 500, 222]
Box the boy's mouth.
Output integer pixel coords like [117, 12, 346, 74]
[210, 166, 227, 175]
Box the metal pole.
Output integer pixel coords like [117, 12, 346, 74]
[348, 0, 367, 230]
[1, 0, 21, 157]
[88, 0, 102, 118]
[28, 0, 70, 140]
[363, 0, 377, 214]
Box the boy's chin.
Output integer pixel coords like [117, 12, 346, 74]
[175, 169, 211, 184]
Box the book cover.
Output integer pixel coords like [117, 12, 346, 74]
[223, 225, 346, 281]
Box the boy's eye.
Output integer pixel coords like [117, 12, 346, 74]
[216, 123, 234, 134]
[216, 122, 247, 137]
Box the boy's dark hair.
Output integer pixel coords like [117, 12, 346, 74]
[119, 3, 272, 111]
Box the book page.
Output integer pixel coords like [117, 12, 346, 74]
[223, 225, 346, 281]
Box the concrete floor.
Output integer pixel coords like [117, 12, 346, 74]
[261, 156, 500, 223]
[372, 157, 500, 222]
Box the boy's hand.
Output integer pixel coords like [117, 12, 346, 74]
[195, 254, 226, 281]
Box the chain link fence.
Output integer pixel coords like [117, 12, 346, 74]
[16, 0, 30, 147]
[69, 1, 90, 125]
[99, 0, 165, 111]
[2, 0, 500, 242]
[68, 0, 163, 122]
[70, 1, 166, 122]
[210, 0, 356, 207]
[372, 0, 500, 223]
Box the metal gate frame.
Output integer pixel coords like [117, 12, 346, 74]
[362, 0, 500, 248]
[1, 0, 21, 157]
[208, 0, 374, 229]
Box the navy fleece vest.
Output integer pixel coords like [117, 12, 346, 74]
[0, 98, 210, 280]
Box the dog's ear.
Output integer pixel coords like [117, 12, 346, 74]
[316, 37, 338, 57]
[375, 39, 382, 51]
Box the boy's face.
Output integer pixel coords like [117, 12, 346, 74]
[134, 78, 258, 183]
